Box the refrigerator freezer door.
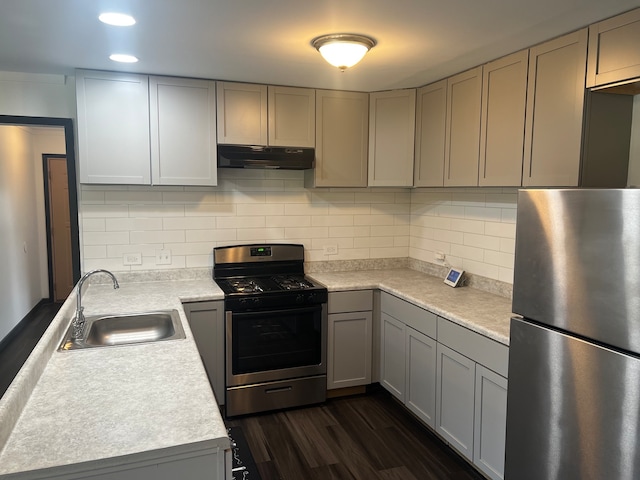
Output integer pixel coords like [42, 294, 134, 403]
[505, 318, 640, 480]
[512, 188, 640, 354]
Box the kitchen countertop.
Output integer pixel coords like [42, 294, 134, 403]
[308, 268, 513, 345]
[0, 279, 227, 479]
[0, 267, 512, 478]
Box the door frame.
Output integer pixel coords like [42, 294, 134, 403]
[0, 115, 81, 291]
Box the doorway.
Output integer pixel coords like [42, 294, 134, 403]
[0, 115, 81, 296]
[43, 154, 74, 301]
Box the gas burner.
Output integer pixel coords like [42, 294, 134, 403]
[227, 279, 263, 294]
[272, 275, 314, 290]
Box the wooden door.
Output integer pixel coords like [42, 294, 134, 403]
[414, 80, 447, 187]
[327, 311, 373, 389]
[46, 156, 73, 301]
[268, 86, 315, 147]
[380, 312, 406, 401]
[405, 326, 437, 428]
[216, 82, 267, 145]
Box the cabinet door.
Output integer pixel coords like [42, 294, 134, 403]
[216, 82, 267, 145]
[268, 86, 315, 147]
[414, 80, 446, 187]
[380, 312, 406, 401]
[327, 311, 373, 389]
[479, 51, 528, 186]
[523, 29, 587, 187]
[405, 326, 437, 428]
[149, 77, 217, 186]
[587, 8, 640, 88]
[436, 343, 475, 461]
[310, 90, 369, 187]
[76, 70, 151, 184]
[474, 365, 508, 480]
[444, 67, 482, 186]
[368, 89, 416, 187]
[183, 301, 225, 406]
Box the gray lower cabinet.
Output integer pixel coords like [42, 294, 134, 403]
[474, 365, 508, 480]
[380, 312, 406, 401]
[327, 290, 373, 390]
[182, 301, 225, 406]
[87, 453, 225, 480]
[435, 343, 476, 461]
[405, 326, 437, 428]
[379, 291, 508, 480]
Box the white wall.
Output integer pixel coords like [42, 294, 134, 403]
[0, 71, 75, 119]
[627, 95, 640, 187]
[0, 126, 48, 341]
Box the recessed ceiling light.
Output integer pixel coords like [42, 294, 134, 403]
[109, 54, 139, 63]
[99, 12, 136, 26]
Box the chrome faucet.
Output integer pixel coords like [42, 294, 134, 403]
[72, 269, 120, 340]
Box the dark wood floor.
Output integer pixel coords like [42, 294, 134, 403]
[226, 388, 484, 480]
[0, 301, 61, 398]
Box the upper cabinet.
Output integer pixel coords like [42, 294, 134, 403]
[77, 70, 218, 186]
[368, 89, 416, 187]
[268, 86, 315, 147]
[76, 70, 151, 185]
[306, 89, 369, 188]
[444, 67, 483, 186]
[414, 80, 447, 187]
[587, 8, 640, 88]
[216, 82, 268, 145]
[479, 51, 529, 187]
[217, 82, 315, 147]
[149, 76, 217, 186]
[523, 29, 588, 187]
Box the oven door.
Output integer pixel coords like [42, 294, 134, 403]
[225, 303, 327, 387]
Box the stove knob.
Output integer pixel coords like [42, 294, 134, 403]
[252, 297, 261, 306]
[239, 298, 248, 306]
[296, 294, 305, 304]
[307, 292, 317, 302]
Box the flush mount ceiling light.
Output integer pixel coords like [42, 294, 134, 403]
[99, 12, 136, 26]
[311, 34, 376, 71]
[109, 54, 139, 63]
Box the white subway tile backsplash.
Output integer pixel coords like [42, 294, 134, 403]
[79, 180, 517, 283]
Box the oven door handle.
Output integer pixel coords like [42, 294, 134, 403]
[228, 304, 322, 319]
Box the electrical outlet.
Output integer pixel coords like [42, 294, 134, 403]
[123, 252, 142, 266]
[156, 249, 172, 265]
[435, 251, 446, 262]
[323, 245, 338, 255]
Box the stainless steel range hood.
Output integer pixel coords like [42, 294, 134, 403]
[217, 145, 315, 170]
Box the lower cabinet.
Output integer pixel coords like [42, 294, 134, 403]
[182, 301, 225, 406]
[405, 326, 437, 428]
[327, 290, 373, 390]
[436, 343, 476, 460]
[379, 292, 508, 480]
[380, 312, 406, 400]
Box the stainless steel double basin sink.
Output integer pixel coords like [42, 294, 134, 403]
[59, 309, 186, 351]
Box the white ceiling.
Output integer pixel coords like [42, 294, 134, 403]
[1, 0, 640, 92]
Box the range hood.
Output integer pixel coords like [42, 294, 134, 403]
[217, 145, 315, 170]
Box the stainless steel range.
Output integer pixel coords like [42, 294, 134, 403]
[213, 243, 328, 417]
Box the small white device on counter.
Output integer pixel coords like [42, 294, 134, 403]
[444, 267, 464, 287]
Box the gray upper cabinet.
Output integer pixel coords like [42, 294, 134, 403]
[216, 82, 315, 147]
[523, 28, 588, 187]
[368, 89, 416, 187]
[268, 86, 315, 147]
[479, 51, 528, 187]
[306, 89, 369, 187]
[587, 8, 640, 88]
[444, 67, 483, 186]
[149, 76, 217, 186]
[216, 82, 268, 145]
[414, 80, 447, 187]
[76, 70, 151, 185]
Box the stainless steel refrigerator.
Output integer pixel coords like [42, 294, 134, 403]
[505, 189, 640, 480]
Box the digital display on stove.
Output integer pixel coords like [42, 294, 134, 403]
[250, 246, 272, 257]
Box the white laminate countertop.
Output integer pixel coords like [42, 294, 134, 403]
[0, 279, 227, 479]
[308, 268, 514, 345]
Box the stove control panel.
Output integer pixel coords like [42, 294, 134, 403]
[250, 246, 272, 257]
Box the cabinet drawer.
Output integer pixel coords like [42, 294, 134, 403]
[328, 290, 373, 314]
[381, 292, 436, 339]
[437, 317, 508, 377]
